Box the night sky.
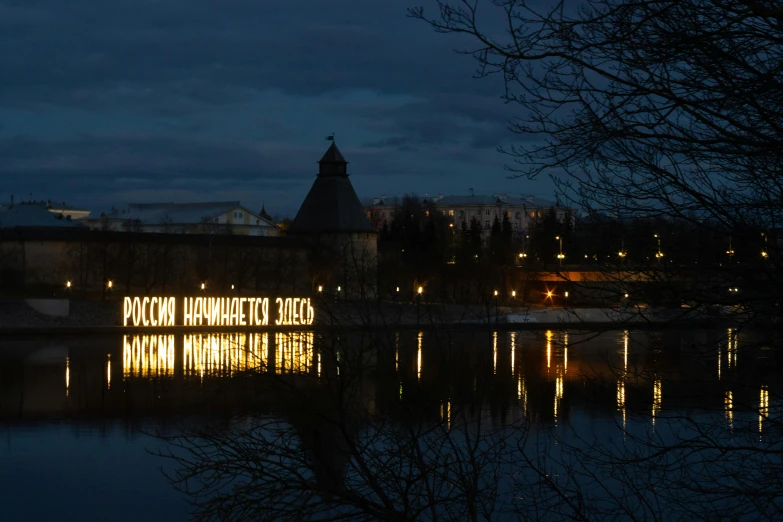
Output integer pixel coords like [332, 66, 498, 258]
[0, 0, 555, 217]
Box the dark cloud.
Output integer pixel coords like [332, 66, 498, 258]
[0, 0, 488, 111]
[0, 0, 556, 212]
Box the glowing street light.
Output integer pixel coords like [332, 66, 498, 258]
[337, 286, 342, 292]
[66, 281, 71, 289]
[555, 236, 564, 266]
[417, 286, 423, 295]
[200, 282, 206, 291]
[512, 290, 516, 298]
[317, 285, 323, 293]
[494, 290, 498, 297]
[654, 234, 664, 263]
[107, 280, 113, 289]
[726, 236, 735, 264]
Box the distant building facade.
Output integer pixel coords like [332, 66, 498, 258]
[361, 193, 569, 236]
[83, 201, 279, 236]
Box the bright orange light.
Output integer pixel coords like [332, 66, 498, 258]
[547, 291, 553, 298]
[417, 286, 423, 294]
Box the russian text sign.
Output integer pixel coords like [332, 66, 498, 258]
[123, 296, 315, 327]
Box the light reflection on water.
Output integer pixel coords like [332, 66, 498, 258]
[0, 328, 779, 520]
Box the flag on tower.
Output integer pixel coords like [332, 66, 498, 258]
[326, 133, 334, 141]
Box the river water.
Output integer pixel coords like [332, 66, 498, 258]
[0, 328, 779, 520]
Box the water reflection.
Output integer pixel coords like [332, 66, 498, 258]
[0, 328, 777, 434]
[652, 378, 662, 427]
[759, 385, 769, 435]
[3, 327, 781, 522]
[417, 331, 423, 382]
[124, 334, 176, 378]
[725, 390, 733, 430]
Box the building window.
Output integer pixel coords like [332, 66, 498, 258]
[233, 211, 244, 219]
[426, 210, 430, 217]
[448, 209, 454, 216]
[515, 212, 521, 218]
[459, 210, 465, 217]
[256, 219, 260, 225]
[485, 220, 490, 229]
[485, 209, 490, 216]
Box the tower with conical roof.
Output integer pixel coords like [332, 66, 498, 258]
[289, 141, 377, 298]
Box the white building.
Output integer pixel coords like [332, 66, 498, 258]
[83, 201, 279, 236]
[361, 193, 569, 236]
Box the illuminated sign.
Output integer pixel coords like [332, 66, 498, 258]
[123, 296, 315, 327]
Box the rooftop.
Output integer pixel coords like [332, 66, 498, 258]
[360, 194, 558, 208]
[94, 201, 275, 226]
[0, 204, 85, 228]
[289, 142, 372, 234]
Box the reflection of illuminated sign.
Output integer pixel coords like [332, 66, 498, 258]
[123, 334, 176, 377]
[123, 296, 315, 327]
[121, 332, 316, 379]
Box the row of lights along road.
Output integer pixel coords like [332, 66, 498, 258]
[516, 234, 771, 263]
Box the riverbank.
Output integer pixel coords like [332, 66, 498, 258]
[0, 298, 732, 334]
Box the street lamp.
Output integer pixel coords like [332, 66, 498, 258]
[317, 285, 323, 293]
[449, 223, 456, 263]
[107, 280, 113, 289]
[555, 236, 564, 266]
[564, 291, 569, 307]
[654, 234, 663, 264]
[493, 289, 499, 325]
[618, 240, 627, 264]
[726, 236, 735, 264]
